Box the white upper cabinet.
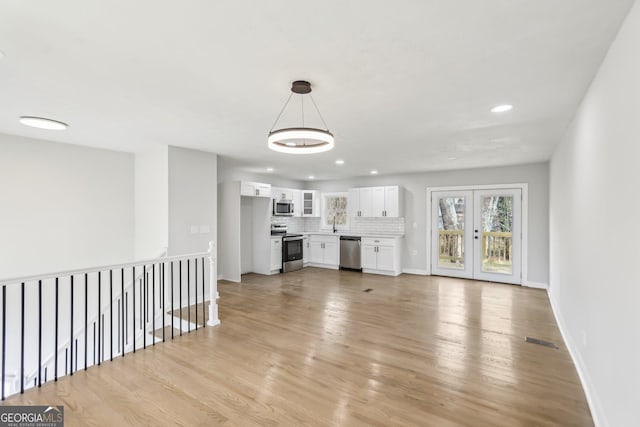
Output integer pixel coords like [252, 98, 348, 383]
[302, 190, 320, 217]
[384, 186, 400, 217]
[241, 181, 271, 197]
[347, 188, 360, 218]
[349, 186, 403, 218]
[292, 189, 302, 217]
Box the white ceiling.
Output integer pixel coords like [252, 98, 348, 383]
[0, 1, 634, 181]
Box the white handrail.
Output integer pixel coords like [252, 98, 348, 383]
[0, 250, 208, 286]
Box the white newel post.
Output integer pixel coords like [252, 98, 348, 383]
[207, 241, 221, 326]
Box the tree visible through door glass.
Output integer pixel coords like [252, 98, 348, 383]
[437, 197, 465, 269]
[480, 195, 513, 274]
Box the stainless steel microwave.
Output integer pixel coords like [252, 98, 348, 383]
[273, 199, 294, 216]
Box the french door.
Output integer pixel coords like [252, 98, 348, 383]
[431, 188, 522, 284]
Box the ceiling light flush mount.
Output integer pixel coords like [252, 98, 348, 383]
[19, 116, 68, 130]
[491, 104, 513, 113]
[370, 170, 379, 175]
[268, 80, 334, 154]
[335, 159, 345, 165]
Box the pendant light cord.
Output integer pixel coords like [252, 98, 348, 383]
[269, 92, 293, 132]
[309, 94, 330, 131]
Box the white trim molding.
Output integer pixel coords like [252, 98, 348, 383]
[425, 183, 529, 285]
[402, 268, 428, 276]
[523, 281, 548, 289]
[547, 289, 606, 427]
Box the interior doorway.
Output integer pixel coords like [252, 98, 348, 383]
[427, 185, 526, 285]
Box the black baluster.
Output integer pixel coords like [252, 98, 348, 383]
[143, 265, 146, 349]
[70, 276, 74, 376]
[171, 262, 174, 339]
[21, 282, 25, 392]
[2, 285, 6, 399]
[202, 257, 206, 328]
[38, 280, 42, 387]
[110, 270, 113, 361]
[84, 273, 88, 371]
[179, 260, 182, 336]
[97, 272, 101, 365]
[74, 339, 78, 371]
[65, 349, 68, 376]
[139, 278, 143, 331]
[44, 367, 47, 384]
[54, 279, 58, 381]
[93, 322, 96, 365]
[195, 258, 198, 330]
[121, 269, 125, 357]
[152, 263, 155, 346]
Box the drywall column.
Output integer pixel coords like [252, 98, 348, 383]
[134, 146, 168, 259]
[549, 3, 640, 426]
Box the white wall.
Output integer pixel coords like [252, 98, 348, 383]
[0, 134, 134, 279]
[549, 3, 640, 426]
[307, 163, 549, 284]
[134, 146, 168, 259]
[168, 146, 217, 256]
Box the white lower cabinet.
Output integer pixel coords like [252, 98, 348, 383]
[361, 237, 402, 276]
[303, 236, 309, 265]
[308, 235, 339, 268]
[270, 237, 282, 272]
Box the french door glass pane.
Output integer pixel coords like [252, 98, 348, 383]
[480, 195, 513, 274]
[437, 196, 466, 269]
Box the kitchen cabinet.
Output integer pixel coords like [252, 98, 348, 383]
[308, 235, 339, 268]
[241, 181, 271, 197]
[270, 237, 282, 272]
[303, 236, 309, 264]
[292, 189, 302, 217]
[348, 186, 403, 218]
[361, 237, 402, 276]
[302, 190, 319, 217]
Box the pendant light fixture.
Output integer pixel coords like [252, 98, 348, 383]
[268, 80, 334, 154]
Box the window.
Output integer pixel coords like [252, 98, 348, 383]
[321, 192, 349, 230]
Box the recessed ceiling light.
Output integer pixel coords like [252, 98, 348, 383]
[335, 159, 345, 165]
[491, 104, 513, 113]
[19, 116, 68, 130]
[448, 156, 457, 160]
[308, 175, 315, 180]
[370, 170, 378, 175]
[266, 167, 274, 172]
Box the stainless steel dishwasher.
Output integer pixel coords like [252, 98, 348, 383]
[339, 236, 362, 271]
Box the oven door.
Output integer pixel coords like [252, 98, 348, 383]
[283, 238, 303, 262]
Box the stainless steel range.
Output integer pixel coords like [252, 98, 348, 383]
[271, 224, 304, 272]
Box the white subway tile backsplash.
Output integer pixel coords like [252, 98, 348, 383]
[271, 216, 404, 235]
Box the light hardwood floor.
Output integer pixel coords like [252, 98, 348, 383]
[4, 268, 592, 426]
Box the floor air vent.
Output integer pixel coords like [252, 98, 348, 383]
[524, 337, 558, 349]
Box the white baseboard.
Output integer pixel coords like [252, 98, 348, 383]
[523, 281, 548, 289]
[402, 268, 428, 276]
[547, 289, 606, 427]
